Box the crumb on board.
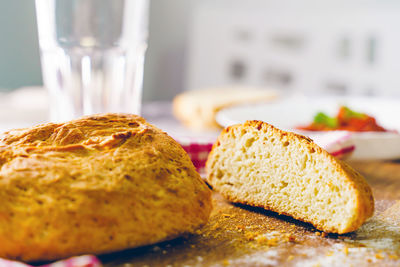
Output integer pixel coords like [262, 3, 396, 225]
[236, 225, 245, 232]
[192, 194, 400, 266]
[211, 222, 220, 230]
[315, 231, 327, 237]
[245, 232, 259, 241]
[326, 250, 334, 256]
[342, 246, 349, 255]
[286, 234, 296, 243]
[222, 259, 230, 266]
[266, 238, 279, 246]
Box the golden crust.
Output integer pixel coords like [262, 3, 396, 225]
[172, 89, 277, 130]
[206, 120, 374, 234]
[172, 92, 222, 130]
[0, 113, 212, 262]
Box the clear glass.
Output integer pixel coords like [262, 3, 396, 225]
[35, 0, 149, 122]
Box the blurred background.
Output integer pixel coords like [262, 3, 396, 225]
[1, 0, 400, 101]
[0, 0, 194, 101]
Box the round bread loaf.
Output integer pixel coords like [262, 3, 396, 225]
[0, 113, 212, 262]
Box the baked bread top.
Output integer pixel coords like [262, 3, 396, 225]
[0, 113, 212, 262]
[206, 120, 374, 234]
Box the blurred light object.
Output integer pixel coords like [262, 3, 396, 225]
[186, 0, 400, 97]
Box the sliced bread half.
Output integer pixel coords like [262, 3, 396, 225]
[206, 120, 374, 234]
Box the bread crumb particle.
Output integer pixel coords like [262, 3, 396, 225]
[287, 235, 296, 242]
[152, 246, 161, 252]
[287, 255, 294, 261]
[375, 253, 384, 259]
[211, 222, 220, 230]
[236, 225, 245, 232]
[268, 238, 279, 246]
[342, 246, 348, 255]
[255, 235, 268, 244]
[245, 232, 259, 241]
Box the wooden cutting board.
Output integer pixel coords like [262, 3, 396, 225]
[101, 160, 400, 267]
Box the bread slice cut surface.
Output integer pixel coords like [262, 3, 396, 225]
[206, 120, 374, 234]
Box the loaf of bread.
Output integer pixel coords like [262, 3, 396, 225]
[206, 120, 374, 234]
[0, 113, 212, 262]
[173, 88, 276, 130]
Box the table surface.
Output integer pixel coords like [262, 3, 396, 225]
[99, 160, 400, 267]
[1, 93, 399, 266]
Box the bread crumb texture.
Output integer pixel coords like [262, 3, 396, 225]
[0, 113, 212, 262]
[206, 120, 374, 234]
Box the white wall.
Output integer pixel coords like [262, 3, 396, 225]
[143, 0, 197, 101]
[0, 0, 42, 91]
[186, 0, 400, 97]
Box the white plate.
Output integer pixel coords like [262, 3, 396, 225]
[216, 96, 400, 160]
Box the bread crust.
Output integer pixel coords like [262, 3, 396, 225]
[0, 113, 212, 262]
[206, 120, 374, 234]
[172, 89, 276, 130]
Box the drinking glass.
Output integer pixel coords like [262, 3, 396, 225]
[35, 0, 149, 122]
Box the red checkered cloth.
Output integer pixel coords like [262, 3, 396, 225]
[0, 255, 101, 267]
[178, 136, 216, 176]
[178, 131, 355, 176]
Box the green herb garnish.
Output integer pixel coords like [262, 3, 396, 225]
[313, 112, 338, 128]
